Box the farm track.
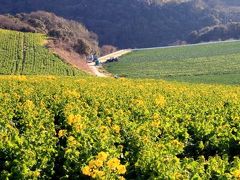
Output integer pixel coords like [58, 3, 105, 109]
[99, 49, 132, 62]
[88, 62, 108, 77]
[89, 49, 132, 77]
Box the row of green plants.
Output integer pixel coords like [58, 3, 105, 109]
[0, 76, 240, 179]
[0, 29, 84, 76]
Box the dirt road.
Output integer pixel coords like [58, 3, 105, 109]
[89, 49, 132, 77]
[88, 62, 108, 77]
[99, 49, 132, 63]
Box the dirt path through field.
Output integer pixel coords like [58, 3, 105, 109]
[88, 62, 108, 77]
[87, 49, 132, 77]
[99, 49, 132, 62]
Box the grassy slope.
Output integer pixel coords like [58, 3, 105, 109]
[0, 29, 85, 76]
[105, 41, 240, 84]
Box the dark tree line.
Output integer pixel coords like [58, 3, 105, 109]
[1, 0, 240, 48]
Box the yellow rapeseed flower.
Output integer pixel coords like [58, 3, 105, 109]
[91, 170, 97, 178]
[67, 114, 75, 125]
[64, 89, 80, 98]
[106, 117, 112, 124]
[24, 100, 34, 109]
[68, 136, 77, 146]
[232, 169, 240, 178]
[24, 88, 33, 96]
[74, 124, 84, 132]
[133, 99, 145, 107]
[112, 125, 121, 134]
[82, 166, 91, 176]
[68, 136, 75, 142]
[95, 170, 105, 178]
[94, 159, 104, 167]
[150, 120, 160, 127]
[107, 158, 120, 169]
[119, 176, 125, 180]
[154, 95, 166, 107]
[97, 152, 108, 161]
[46, 75, 56, 80]
[99, 126, 108, 132]
[117, 165, 126, 174]
[89, 160, 96, 169]
[58, 129, 67, 138]
[67, 114, 81, 125]
[152, 113, 160, 120]
[32, 170, 40, 177]
[17, 75, 27, 81]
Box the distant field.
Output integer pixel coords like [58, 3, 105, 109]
[0, 29, 85, 76]
[104, 41, 240, 84]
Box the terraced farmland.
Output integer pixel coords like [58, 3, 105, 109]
[0, 29, 85, 76]
[105, 41, 240, 84]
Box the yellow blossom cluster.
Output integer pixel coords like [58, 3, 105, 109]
[67, 114, 81, 125]
[58, 129, 67, 138]
[66, 114, 85, 132]
[67, 136, 78, 146]
[112, 125, 121, 134]
[16, 75, 27, 81]
[24, 100, 35, 110]
[232, 169, 240, 178]
[154, 95, 166, 107]
[106, 158, 126, 174]
[99, 126, 108, 132]
[64, 89, 80, 98]
[82, 152, 126, 179]
[132, 99, 145, 107]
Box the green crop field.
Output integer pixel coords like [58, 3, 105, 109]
[0, 29, 85, 76]
[104, 41, 240, 84]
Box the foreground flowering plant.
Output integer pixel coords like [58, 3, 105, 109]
[82, 152, 126, 179]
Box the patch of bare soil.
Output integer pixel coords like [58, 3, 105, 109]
[47, 40, 94, 74]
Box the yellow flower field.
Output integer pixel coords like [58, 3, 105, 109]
[1, 75, 240, 179]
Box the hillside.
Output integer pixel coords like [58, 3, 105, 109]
[188, 23, 240, 43]
[0, 0, 227, 48]
[0, 29, 85, 76]
[105, 41, 240, 84]
[0, 12, 99, 56]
